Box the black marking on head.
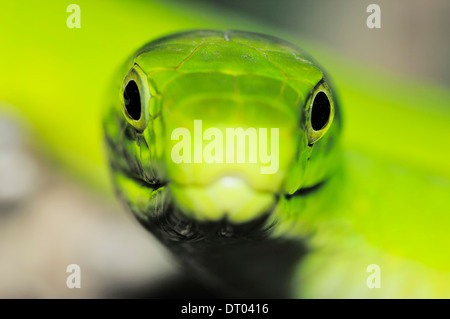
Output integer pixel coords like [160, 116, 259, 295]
[285, 180, 327, 199]
[124, 125, 136, 141]
[142, 204, 275, 244]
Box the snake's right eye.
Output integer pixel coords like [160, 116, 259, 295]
[306, 81, 335, 145]
[123, 80, 141, 120]
[311, 92, 330, 131]
[121, 64, 150, 132]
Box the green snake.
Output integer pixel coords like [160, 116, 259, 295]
[104, 30, 341, 297]
[103, 29, 450, 298]
[2, 0, 450, 298]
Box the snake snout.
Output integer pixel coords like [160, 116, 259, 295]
[162, 97, 298, 223]
[170, 175, 276, 223]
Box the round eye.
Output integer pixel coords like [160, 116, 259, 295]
[123, 80, 141, 120]
[306, 82, 335, 145]
[311, 92, 330, 131]
[121, 64, 150, 132]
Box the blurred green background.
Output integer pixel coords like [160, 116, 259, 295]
[0, 0, 449, 298]
[206, 0, 450, 85]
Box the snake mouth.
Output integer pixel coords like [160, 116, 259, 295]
[121, 174, 277, 243]
[147, 201, 276, 243]
[169, 176, 277, 224]
[134, 177, 327, 245]
[116, 160, 326, 241]
[128, 172, 326, 227]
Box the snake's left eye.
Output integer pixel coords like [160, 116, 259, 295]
[121, 64, 150, 132]
[306, 81, 335, 145]
[311, 92, 330, 131]
[124, 80, 141, 121]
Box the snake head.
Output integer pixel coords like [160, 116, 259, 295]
[104, 30, 341, 237]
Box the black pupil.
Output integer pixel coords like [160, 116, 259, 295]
[311, 91, 330, 131]
[123, 80, 141, 120]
